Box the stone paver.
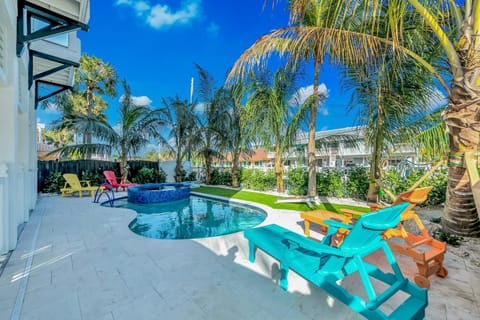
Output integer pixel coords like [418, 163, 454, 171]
[0, 194, 478, 319]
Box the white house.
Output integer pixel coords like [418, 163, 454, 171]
[0, 0, 90, 254]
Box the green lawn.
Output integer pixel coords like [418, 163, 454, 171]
[192, 186, 369, 213]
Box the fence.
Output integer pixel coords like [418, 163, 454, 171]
[37, 160, 158, 191]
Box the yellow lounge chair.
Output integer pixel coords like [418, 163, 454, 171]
[61, 173, 98, 198]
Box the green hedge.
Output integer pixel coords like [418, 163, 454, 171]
[237, 167, 446, 206]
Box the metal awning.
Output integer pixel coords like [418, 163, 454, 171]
[17, 0, 90, 56]
[16, 0, 90, 108]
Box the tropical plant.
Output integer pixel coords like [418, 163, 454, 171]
[342, 3, 445, 203]
[229, 0, 346, 199]
[75, 54, 118, 146]
[222, 80, 253, 187]
[231, 0, 480, 236]
[54, 80, 169, 181]
[245, 67, 310, 192]
[162, 96, 197, 182]
[131, 167, 167, 184]
[42, 128, 73, 148]
[193, 64, 230, 184]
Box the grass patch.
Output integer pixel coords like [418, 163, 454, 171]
[192, 186, 369, 213]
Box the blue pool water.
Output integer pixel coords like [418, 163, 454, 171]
[112, 195, 267, 239]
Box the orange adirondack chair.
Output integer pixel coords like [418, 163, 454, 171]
[301, 186, 448, 288]
[103, 170, 137, 192]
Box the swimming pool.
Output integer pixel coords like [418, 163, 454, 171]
[112, 195, 267, 239]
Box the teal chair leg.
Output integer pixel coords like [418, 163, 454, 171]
[249, 242, 256, 262]
[280, 265, 289, 290]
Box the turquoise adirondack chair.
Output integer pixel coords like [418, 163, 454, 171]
[244, 202, 428, 320]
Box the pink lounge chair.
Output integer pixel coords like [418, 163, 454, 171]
[103, 170, 137, 191]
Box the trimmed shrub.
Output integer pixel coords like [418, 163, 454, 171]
[211, 169, 232, 185]
[345, 167, 369, 200]
[316, 169, 345, 197]
[81, 171, 103, 186]
[287, 168, 308, 195]
[41, 171, 65, 193]
[131, 166, 167, 184]
[241, 169, 276, 191]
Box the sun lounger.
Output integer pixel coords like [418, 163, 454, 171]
[301, 186, 447, 288]
[245, 202, 427, 319]
[103, 170, 137, 192]
[61, 173, 98, 198]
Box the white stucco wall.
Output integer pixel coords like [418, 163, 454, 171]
[0, 0, 88, 254]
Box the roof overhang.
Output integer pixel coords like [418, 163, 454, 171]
[16, 0, 90, 108]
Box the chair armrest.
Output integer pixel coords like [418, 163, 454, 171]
[368, 203, 386, 211]
[323, 219, 353, 230]
[341, 208, 368, 219]
[80, 180, 92, 187]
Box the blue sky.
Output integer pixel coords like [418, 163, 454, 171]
[38, 0, 357, 130]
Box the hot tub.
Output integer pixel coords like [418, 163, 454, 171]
[128, 183, 190, 204]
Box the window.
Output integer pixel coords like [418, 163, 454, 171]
[31, 17, 69, 47]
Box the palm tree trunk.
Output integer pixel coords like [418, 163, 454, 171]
[120, 152, 128, 182]
[307, 58, 321, 199]
[232, 152, 240, 188]
[367, 105, 385, 203]
[175, 154, 183, 182]
[205, 153, 212, 184]
[442, 85, 480, 237]
[274, 144, 284, 193]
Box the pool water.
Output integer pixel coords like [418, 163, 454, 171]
[113, 195, 267, 239]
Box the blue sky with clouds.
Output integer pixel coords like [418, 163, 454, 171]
[38, 0, 361, 131]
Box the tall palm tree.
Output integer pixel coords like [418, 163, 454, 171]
[246, 67, 310, 193]
[162, 96, 197, 182]
[229, 0, 378, 199]
[56, 80, 169, 180]
[194, 64, 230, 184]
[75, 54, 118, 146]
[342, 6, 444, 202]
[222, 80, 253, 188]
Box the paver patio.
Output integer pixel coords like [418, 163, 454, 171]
[0, 195, 479, 319]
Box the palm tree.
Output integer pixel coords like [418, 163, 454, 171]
[75, 54, 118, 146]
[229, 0, 375, 200]
[162, 96, 197, 182]
[194, 64, 230, 184]
[222, 80, 253, 188]
[56, 80, 169, 180]
[245, 67, 311, 193]
[342, 32, 443, 202]
[231, 0, 480, 236]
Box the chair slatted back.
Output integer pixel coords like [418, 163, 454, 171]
[103, 171, 119, 186]
[340, 202, 409, 254]
[63, 174, 83, 189]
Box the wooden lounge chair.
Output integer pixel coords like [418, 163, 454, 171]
[245, 203, 428, 320]
[301, 186, 448, 288]
[103, 170, 137, 192]
[61, 173, 98, 198]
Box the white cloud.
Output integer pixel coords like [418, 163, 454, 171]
[207, 22, 219, 36]
[119, 94, 152, 106]
[132, 95, 152, 106]
[116, 0, 202, 30]
[289, 84, 328, 106]
[194, 102, 206, 113]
